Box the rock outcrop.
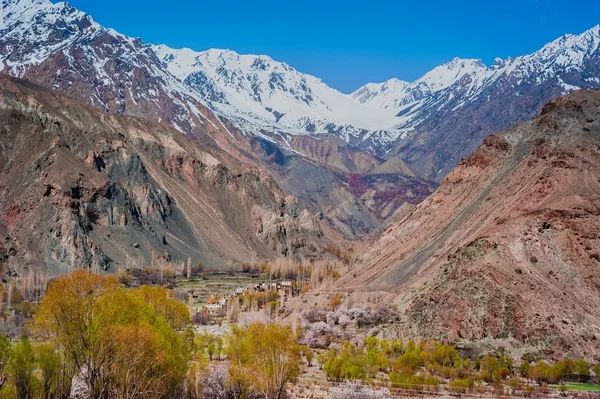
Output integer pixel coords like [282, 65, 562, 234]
[0, 76, 329, 275]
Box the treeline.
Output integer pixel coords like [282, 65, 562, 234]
[319, 337, 599, 394]
[258, 258, 345, 292]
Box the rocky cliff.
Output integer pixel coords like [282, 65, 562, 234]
[0, 76, 329, 275]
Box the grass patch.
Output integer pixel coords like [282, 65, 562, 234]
[551, 382, 600, 392]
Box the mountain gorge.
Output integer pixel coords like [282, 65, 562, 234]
[1, 0, 600, 277]
[3, 0, 600, 241]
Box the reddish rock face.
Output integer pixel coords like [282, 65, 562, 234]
[2, 203, 21, 230]
[340, 89, 600, 358]
[0, 76, 331, 275]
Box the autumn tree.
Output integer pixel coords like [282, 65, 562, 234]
[33, 270, 119, 397]
[226, 323, 302, 399]
[33, 270, 190, 399]
[104, 322, 187, 399]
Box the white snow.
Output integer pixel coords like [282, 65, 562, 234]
[2, 0, 600, 154]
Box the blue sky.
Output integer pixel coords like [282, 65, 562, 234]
[67, 0, 600, 93]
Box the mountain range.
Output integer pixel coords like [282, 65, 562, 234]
[2, 1, 600, 156]
[1, 0, 600, 232]
[2, 0, 600, 239]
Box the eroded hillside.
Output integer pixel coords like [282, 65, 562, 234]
[339, 89, 600, 358]
[0, 77, 331, 275]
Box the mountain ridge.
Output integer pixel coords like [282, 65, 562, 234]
[2, 0, 600, 238]
[4, 0, 599, 157]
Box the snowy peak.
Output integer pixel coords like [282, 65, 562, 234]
[418, 57, 487, 92]
[351, 58, 488, 111]
[514, 24, 600, 75]
[1, 0, 600, 161]
[0, 0, 100, 74]
[153, 44, 400, 135]
[354, 24, 600, 116]
[350, 78, 410, 109]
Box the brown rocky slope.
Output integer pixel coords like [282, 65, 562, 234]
[0, 76, 331, 276]
[338, 89, 600, 359]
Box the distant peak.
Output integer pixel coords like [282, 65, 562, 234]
[384, 77, 410, 85]
[2, 0, 46, 7]
[442, 57, 485, 69]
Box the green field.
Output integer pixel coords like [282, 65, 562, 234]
[551, 382, 600, 391]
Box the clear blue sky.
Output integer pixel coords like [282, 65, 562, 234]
[67, 0, 600, 93]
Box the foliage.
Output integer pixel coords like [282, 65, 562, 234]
[0, 334, 11, 393]
[32, 270, 190, 399]
[10, 335, 37, 399]
[36, 344, 62, 399]
[225, 323, 302, 399]
[449, 377, 475, 393]
[389, 372, 440, 388]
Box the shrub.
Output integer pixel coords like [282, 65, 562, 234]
[449, 377, 475, 393]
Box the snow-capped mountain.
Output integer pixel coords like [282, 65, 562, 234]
[0, 0, 251, 153]
[352, 28, 599, 139]
[152, 45, 400, 143]
[0, 0, 440, 239]
[370, 25, 600, 179]
[351, 58, 488, 110]
[2, 0, 600, 181]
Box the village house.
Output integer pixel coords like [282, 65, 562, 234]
[206, 303, 223, 314]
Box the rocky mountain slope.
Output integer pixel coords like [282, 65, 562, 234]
[339, 89, 600, 358]
[0, 76, 332, 275]
[2, 0, 599, 239]
[0, 0, 435, 237]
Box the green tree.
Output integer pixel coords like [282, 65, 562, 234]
[226, 323, 302, 399]
[10, 335, 37, 399]
[574, 359, 590, 382]
[36, 344, 61, 399]
[0, 335, 12, 393]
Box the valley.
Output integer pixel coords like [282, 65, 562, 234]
[1, 0, 600, 397]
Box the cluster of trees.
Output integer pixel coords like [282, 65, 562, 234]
[255, 258, 345, 292]
[6, 270, 193, 399]
[237, 289, 280, 312]
[318, 337, 600, 394]
[0, 269, 308, 399]
[117, 261, 205, 288]
[198, 323, 303, 399]
[521, 359, 594, 384]
[0, 334, 75, 398]
[323, 244, 362, 267]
